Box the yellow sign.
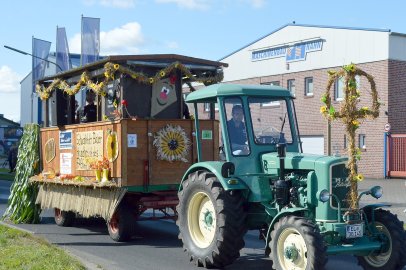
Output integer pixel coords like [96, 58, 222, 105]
[76, 130, 103, 170]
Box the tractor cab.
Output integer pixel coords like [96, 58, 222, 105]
[186, 83, 301, 174]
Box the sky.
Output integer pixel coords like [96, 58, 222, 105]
[1, 0, 406, 122]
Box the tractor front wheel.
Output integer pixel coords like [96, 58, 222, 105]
[270, 216, 327, 270]
[176, 171, 247, 268]
[357, 209, 406, 270]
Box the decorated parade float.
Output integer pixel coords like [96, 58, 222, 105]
[4, 58, 406, 270]
[27, 54, 225, 240]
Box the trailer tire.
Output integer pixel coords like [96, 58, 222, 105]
[270, 216, 327, 270]
[357, 209, 406, 270]
[176, 171, 247, 268]
[54, 208, 75, 227]
[107, 202, 136, 242]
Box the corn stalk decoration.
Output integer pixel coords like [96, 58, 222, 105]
[320, 64, 380, 209]
[2, 124, 41, 223]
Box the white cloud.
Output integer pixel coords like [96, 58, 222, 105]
[69, 22, 144, 55]
[0, 66, 22, 93]
[83, 0, 136, 8]
[155, 0, 210, 10]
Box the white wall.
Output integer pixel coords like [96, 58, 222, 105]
[389, 33, 406, 61]
[222, 25, 390, 82]
[20, 57, 58, 126]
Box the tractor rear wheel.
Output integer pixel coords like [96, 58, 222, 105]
[107, 202, 136, 242]
[176, 171, 247, 268]
[54, 208, 75, 227]
[357, 209, 406, 270]
[270, 216, 327, 270]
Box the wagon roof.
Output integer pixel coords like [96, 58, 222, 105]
[185, 83, 293, 103]
[39, 54, 228, 83]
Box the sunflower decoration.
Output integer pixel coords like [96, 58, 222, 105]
[153, 125, 191, 162]
[106, 130, 119, 162]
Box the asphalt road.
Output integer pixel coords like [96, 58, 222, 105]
[1, 179, 405, 270]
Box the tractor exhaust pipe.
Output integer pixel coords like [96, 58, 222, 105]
[275, 143, 289, 206]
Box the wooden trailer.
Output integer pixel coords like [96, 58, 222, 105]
[30, 54, 225, 241]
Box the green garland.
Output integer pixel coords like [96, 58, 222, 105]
[35, 61, 223, 100]
[321, 63, 381, 209]
[2, 124, 41, 223]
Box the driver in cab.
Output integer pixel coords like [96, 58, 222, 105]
[227, 105, 249, 155]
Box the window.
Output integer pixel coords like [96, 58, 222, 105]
[359, 134, 366, 150]
[344, 134, 347, 149]
[261, 81, 280, 107]
[204, 103, 219, 112]
[335, 77, 345, 101]
[287, 79, 295, 96]
[305, 77, 313, 96]
[249, 97, 294, 144]
[335, 76, 360, 101]
[224, 98, 250, 156]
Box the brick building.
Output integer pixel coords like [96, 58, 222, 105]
[189, 23, 406, 178]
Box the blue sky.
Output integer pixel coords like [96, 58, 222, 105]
[1, 0, 406, 122]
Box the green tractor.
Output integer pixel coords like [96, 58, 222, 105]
[176, 84, 406, 269]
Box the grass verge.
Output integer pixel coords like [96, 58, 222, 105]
[0, 224, 85, 270]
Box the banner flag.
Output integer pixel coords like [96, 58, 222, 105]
[56, 27, 72, 71]
[32, 37, 51, 91]
[81, 16, 100, 66]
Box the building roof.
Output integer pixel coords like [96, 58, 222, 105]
[0, 115, 20, 127]
[219, 23, 392, 61]
[186, 83, 292, 103]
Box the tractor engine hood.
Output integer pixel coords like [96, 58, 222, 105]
[261, 152, 348, 173]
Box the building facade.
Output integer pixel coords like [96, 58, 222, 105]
[196, 23, 406, 178]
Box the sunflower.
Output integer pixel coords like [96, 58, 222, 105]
[320, 106, 327, 113]
[355, 174, 364, 181]
[153, 125, 191, 162]
[106, 131, 119, 162]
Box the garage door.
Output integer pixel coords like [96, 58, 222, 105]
[301, 136, 324, 155]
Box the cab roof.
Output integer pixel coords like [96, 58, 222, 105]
[186, 83, 293, 103]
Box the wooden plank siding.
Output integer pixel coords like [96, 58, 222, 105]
[40, 119, 219, 188]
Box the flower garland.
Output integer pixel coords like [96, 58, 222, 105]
[153, 124, 191, 162]
[320, 63, 381, 209]
[35, 61, 223, 100]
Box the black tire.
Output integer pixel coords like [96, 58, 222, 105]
[54, 208, 75, 227]
[357, 209, 406, 270]
[270, 216, 327, 270]
[176, 170, 247, 268]
[107, 202, 136, 242]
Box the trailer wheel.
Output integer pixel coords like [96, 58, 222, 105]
[176, 171, 247, 268]
[107, 203, 136, 242]
[54, 208, 75, 227]
[357, 209, 406, 270]
[270, 216, 327, 270]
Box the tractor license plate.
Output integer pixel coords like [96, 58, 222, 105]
[346, 224, 363, 239]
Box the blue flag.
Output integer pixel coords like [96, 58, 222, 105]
[32, 37, 51, 91]
[56, 27, 72, 71]
[81, 16, 100, 66]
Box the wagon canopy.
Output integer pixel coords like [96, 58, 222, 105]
[36, 54, 227, 126]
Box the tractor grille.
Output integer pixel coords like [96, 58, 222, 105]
[330, 163, 350, 209]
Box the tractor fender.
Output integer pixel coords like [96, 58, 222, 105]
[361, 203, 392, 217]
[179, 161, 248, 191]
[264, 207, 309, 255]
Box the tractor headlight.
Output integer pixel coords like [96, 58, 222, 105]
[318, 189, 330, 203]
[370, 186, 383, 199]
